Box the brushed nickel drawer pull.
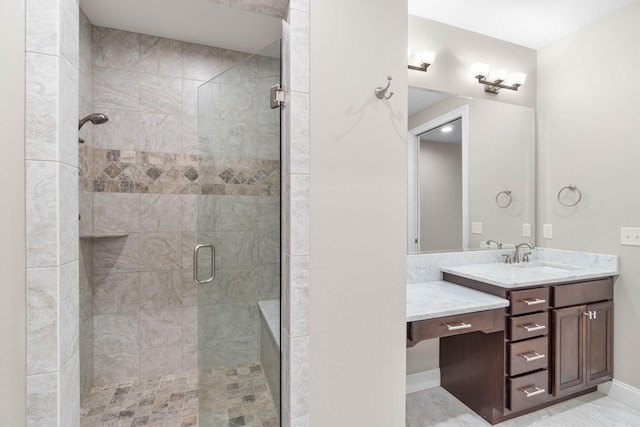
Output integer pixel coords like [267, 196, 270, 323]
[520, 385, 546, 397]
[521, 323, 546, 332]
[521, 297, 546, 306]
[520, 351, 545, 362]
[445, 322, 472, 331]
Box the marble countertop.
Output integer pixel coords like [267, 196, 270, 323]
[406, 281, 509, 322]
[441, 260, 618, 288]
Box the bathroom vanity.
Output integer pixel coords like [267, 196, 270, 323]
[406, 258, 616, 425]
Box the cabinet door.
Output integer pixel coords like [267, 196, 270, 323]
[586, 301, 613, 386]
[552, 305, 586, 396]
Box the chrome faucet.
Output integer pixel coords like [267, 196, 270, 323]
[514, 242, 534, 263]
[486, 239, 502, 249]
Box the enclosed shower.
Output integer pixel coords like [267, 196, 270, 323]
[77, 17, 281, 426]
[195, 40, 282, 426]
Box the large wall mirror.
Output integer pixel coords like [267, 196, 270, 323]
[407, 87, 535, 254]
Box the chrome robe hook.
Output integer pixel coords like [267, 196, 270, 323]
[375, 75, 394, 100]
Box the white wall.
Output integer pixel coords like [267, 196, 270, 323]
[537, 0, 640, 390]
[0, 0, 26, 423]
[309, 0, 408, 425]
[420, 140, 462, 252]
[409, 15, 537, 108]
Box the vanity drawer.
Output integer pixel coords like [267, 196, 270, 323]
[509, 287, 549, 315]
[408, 309, 499, 342]
[508, 336, 548, 376]
[552, 278, 613, 308]
[509, 312, 549, 342]
[508, 369, 549, 411]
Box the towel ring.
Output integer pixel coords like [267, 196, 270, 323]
[495, 190, 512, 208]
[557, 185, 582, 207]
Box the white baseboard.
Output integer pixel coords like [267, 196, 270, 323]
[598, 379, 640, 413]
[406, 369, 440, 395]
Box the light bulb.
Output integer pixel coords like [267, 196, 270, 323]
[504, 72, 516, 86]
[471, 62, 490, 78]
[420, 50, 436, 65]
[441, 125, 453, 133]
[489, 68, 507, 81]
[512, 72, 527, 85]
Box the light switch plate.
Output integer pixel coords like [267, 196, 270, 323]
[543, 224, 553, 239]
[621, 227, 640, 246]
[472, 222, 482, 234]
[522, 223, 532, 238]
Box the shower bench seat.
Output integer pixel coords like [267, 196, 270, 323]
[258, 299, 280, 413]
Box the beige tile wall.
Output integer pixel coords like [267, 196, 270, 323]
[282, 0, 311, 425]
[78, 9, 94, 400]
[25, 0, 80, 423]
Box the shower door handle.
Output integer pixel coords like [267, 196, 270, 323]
[193, 244, 215, 285]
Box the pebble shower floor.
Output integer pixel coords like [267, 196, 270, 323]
[80, 361, 278, 427]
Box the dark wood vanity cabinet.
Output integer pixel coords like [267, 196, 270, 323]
[552, 300, 613, 396]
[505, 287, 550, 412]
[437, 273, 614, 424]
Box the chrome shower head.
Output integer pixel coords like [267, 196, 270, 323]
[79, 113, 109, 130]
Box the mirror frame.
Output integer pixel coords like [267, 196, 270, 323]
[408, 105, 469, 254]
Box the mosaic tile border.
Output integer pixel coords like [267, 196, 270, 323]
[79, 145, 280, 196]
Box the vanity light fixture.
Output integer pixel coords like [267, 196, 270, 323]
[408, 49, 436, 72]
[471, 62, 527, 94]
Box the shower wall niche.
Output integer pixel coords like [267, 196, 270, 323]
[78, 13, 280, 400]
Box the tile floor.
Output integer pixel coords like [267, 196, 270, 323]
[80, 361, 278, 427]
[406, 387, 640, 426]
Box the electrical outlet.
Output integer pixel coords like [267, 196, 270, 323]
[543, 224, 553, 239]
[472, 222, 483, 234]
[621, 227, 640, 246]
[522, 223, 532, 238]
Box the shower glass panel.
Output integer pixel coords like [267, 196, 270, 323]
[196, 40, 281, 425]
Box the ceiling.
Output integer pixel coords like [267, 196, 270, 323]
[80, 0, 283, 54]
[81, 0, 636, 55]
[408, 0, 635, 49]
[419, 118, 462, 145]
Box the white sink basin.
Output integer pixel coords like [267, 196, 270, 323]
[510, 262, 576, 272]
[440, 254, 618, 289]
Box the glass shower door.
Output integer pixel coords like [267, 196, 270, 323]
[195, 41, 281, 425]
